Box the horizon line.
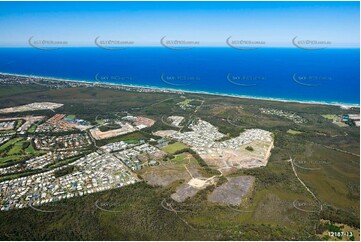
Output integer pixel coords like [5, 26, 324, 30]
[0, 46, 359, 49]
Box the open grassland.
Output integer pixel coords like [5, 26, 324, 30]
[287, 129, 304, 135]
[161, 142, 189, 154]
[27, 124, 37, 133]
[322, 114, 338, 120]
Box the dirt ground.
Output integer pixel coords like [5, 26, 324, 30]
[153, 130, 178, 138]
[90, 123, 136, 140]
[134, 116, 155, 127]
[139, 166, 191, 187]
[138, 152, 216, 202]
[171, 184, 200, 202]
[137, 154, 197, 187]
[0, 102, 63, 113]
[200, 140, 274, 172]
[208, 176, 255, 206]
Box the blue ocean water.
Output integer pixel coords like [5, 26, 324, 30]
[0, 47, 359, 105]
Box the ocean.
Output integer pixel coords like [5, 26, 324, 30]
[0, 47, 359, 105]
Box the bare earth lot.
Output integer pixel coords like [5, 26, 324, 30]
[138, 153, 217, 202]
[90, 123, 136, 140]
[208, 176, 255, 206]
[0, 102, 63, 113]
[202, 140, 274, 174]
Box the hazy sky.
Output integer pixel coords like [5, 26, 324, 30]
[0, 1, 359, 47]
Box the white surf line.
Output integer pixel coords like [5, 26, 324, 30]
[289, 158, 323, 211]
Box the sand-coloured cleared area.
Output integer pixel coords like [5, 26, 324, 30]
[134, 116, 155, 128]
[200, 139, 274, 174]
[90, 116, 155, 140]
[171, 176, 217, 203]
[90, 123, 136, 140]
[153, 130, 178, 138]
[0, 102, 63, 114]
[208, 176, 255, 205]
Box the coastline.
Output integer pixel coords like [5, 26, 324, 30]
[0, 71, 359, 108]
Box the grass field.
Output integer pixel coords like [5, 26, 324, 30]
[95, 119, 105, 124]
[0, 130, 16, 135]
[287, 129, 304, 135]
[170, 153, 192, 162]
[0, 155, 26, 164]
[0, 137, 43, 165]
[177, 98, 192, 106]
[27, 124, 37, 133]
[322, 114, 338, 120]
[66, 114, 76, 119]
[161, 142, 189, 154]
[15, 120, 23, 129]
[7, 139, 26, 155]
[322, 114, 349, 127]
[0, 137, 23, 152]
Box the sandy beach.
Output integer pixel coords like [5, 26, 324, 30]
[0, 72, 359, 108]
